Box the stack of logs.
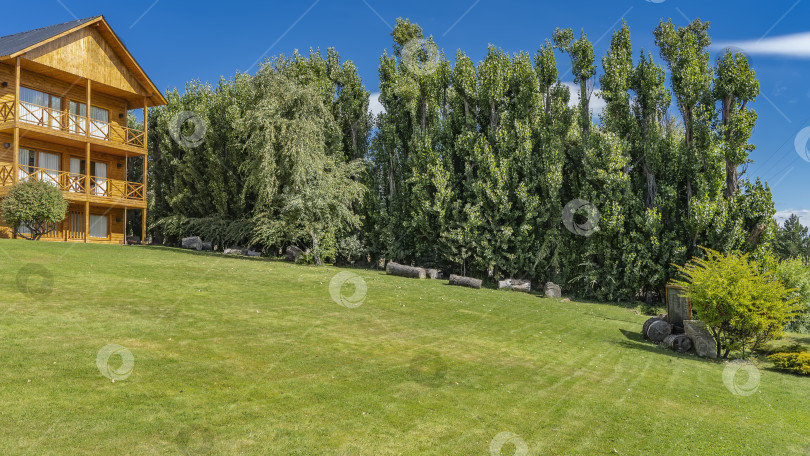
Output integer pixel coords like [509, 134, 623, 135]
[642, 316, 693, 353]
[385, 262, 567, 298]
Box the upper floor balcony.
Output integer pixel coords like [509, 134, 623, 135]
[0, 163, 145, 208]
[0, 100, 147, 155]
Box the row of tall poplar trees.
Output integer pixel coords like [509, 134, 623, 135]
[147, 18, 776, 301]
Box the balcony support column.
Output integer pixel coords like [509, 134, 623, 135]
[142, 97, 148, 244]
[12, 56, 20, 185]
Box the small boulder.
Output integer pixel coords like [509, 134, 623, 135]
[544, 282, 562, 298]
[285, 246, 304, 262]
[181, 236, 203, 251]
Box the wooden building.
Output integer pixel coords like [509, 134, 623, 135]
[0, 16, 166, 244]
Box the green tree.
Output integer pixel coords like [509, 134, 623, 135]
[1, 180, 68, 240]
[672, 248, 800, 358]
[774, 214, 809, 261]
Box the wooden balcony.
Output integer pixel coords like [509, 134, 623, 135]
[0, 163, 145, 208]
[0, 101, 146, 155]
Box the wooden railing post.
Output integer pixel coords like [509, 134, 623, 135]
[142, 97, 148, 243]
[12, 56, 20, 185]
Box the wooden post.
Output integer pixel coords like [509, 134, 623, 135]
[86, 80, 91, 138]
[142, 97, 148, 243]
[84, 79, 91, 243]
[12, 57, 20, 185]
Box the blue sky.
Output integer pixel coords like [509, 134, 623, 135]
[5, 1, 810, 226]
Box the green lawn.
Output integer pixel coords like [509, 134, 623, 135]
[0, 239, 808, 455]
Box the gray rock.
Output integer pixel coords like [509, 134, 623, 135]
[684, 320, 717, 359]
[201, 241, 213, 251]
[285, 246, 304, 262]
[181, 236, 203, 251]
[544, 282, 562, 298]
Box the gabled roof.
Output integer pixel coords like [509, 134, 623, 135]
[0, 17, 98, 57]
[0, 15, 167, 106]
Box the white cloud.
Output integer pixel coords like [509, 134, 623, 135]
[562, 82, 606, 118]
[368, 92, 385, 117]
[713, 32, 810, 58]
[774, 209, 810, 228]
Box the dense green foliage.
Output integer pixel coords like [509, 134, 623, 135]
[774, 214, 810, 262]
[365, 18, 774, 300]
[776, 257, 810, 333]
[147, 17, 780, 300]
[147, 49, 370, 260]
[768, 352, 810, 375]
[1, 181, 67, 240]
[672, 248, 799, 357]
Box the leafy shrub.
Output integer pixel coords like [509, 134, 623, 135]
[768, 352, 810, 375]
[337, 234, 367, 265]
[1, 181, 67, 240]
[672, 247, 801, 358]
[775, 258, 810, 333]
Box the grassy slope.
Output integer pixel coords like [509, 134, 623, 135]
[0, 240, 808, 455]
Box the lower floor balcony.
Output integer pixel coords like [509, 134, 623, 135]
[0, 163, 145, 208]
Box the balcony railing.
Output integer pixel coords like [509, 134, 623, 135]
[0, 164, 144, 202]
[0, 101, 145, 149]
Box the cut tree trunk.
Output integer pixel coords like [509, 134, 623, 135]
[660, 334, 693, 353]
[647, 320, 673, 343]
[426, 269, 442, 280]
[386, 262, 426, 279]
[498, 279, 531, 293]
[449, 274, 482, 289]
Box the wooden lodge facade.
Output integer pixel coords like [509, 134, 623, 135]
[0, 16, 166, 244]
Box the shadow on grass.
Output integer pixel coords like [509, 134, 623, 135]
[616, 328, 715, 362]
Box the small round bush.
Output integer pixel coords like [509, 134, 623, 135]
[1, 180, 68, 240]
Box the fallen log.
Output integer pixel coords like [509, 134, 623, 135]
[647, 320, 673, 343]
[386, 262, 426, 279]
[201, 241, 213, 251]
[426, 268, 442, 280]
[660, 334, 693, 353]
[642, 317, 664, 340]
[449, 274, 482, 289]
[498, 279, 531, 293]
